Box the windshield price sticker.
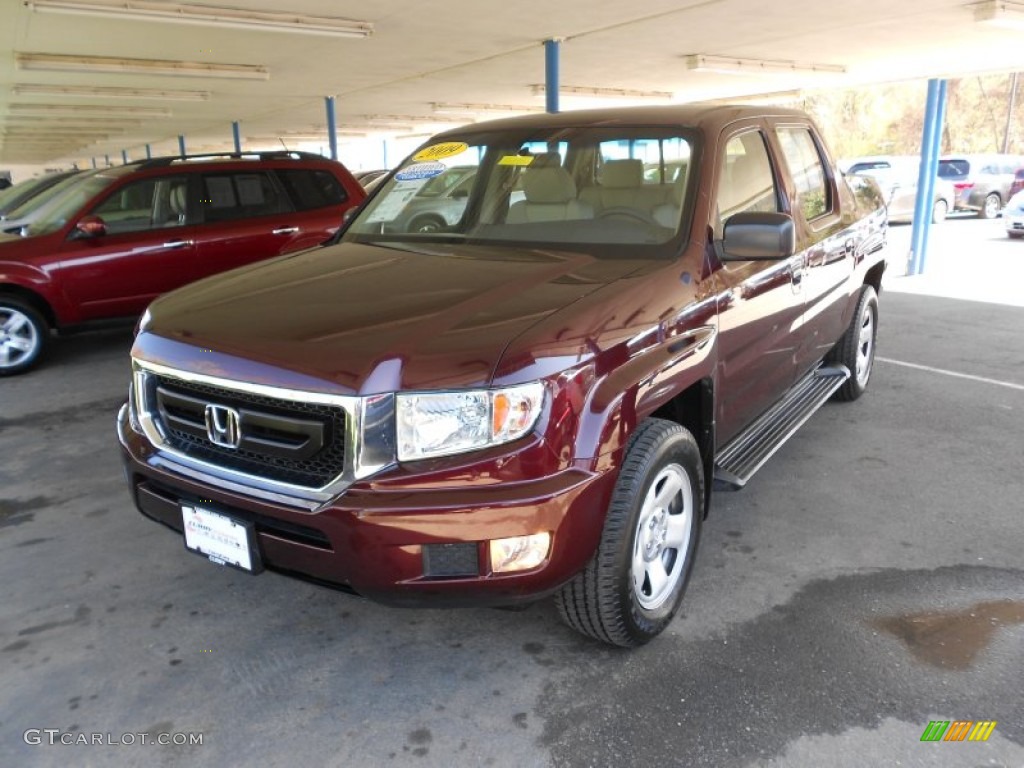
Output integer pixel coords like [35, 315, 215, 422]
[412, 142, 468, 162]
[498, 155, 535, 167]
[365, 180, 426, 223]
[395, 162, 447, 182]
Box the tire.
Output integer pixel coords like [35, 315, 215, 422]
[931, 199, 948, 224]
[0, 295, 49, 376]
[828, 285, 878, 402]
[555, 419, 703, 647]
[1008, 231, 1024, 240]
[980, 193, 1001, 219]
[408, 215, 445, 233]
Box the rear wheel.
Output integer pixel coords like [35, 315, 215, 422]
[555, 419, 703, 647]
[980, 193, 1001, 219]
[828, 285, 878, 402]
[931, 199, 948, 224]
[0, 295, 49, 376]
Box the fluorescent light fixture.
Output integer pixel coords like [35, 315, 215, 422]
[530, 84, 674, 99]
[694, 89, 804, 107]
[4, 116, 142, 127]
[25, 0, 373, 37]
[9, 103, 170, 117]
[972, 0, 1024, 29]
[16, 52, 270, 80]
[685, 54, 846, 76]
[432, 102, 540, 115]
[12, 83, 209, 101]
[360, 114, 463, 125]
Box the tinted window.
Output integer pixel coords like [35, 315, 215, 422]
[938, 159, 970, 177]
[276, 169, 346, 211]
[200, 172, 290, 222]
[716, 131, 778, 235]
[776, 127, 830, 221]
[90, 176, 189, 235]
[848, 161, 890, 174]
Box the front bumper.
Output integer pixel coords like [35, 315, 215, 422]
[118, 405, 617, 607]
[1004, 211, 1024, 235]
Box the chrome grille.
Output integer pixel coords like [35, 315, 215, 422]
[150, 375, 347, 488]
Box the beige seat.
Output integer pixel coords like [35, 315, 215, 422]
[507, 166, 594, 223]
[581, 158, 675, 218]
[168, 183, 187, 225]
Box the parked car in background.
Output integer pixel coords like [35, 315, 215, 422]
[1003, 190, 1024, 238]
[0, 170, 80, 220]
[937, 154, 1024, 218]
[387, 164, 478, 232]
[844, 155, 953, 223]
[1009, 167, 1024, 198]
[0, 151, 364, 375]
[354, 169, 389, 189]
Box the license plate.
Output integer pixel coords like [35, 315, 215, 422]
[182, 505, 262, 573]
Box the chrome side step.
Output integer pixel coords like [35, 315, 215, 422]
[714, 365, 850, 489]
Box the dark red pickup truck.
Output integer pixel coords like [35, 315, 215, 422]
[117, 106, 887, 647]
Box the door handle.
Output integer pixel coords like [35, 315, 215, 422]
[272, 226, 300, 235]
[161, 240, 193, 249]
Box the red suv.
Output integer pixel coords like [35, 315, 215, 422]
[0, 152, 364, 375]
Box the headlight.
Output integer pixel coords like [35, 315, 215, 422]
[396, 382, 544, 461]
[134, 308, 152, 337]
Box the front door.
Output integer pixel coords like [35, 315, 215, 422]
[57, 175, 197, 321]
[712, 127, 804, 444]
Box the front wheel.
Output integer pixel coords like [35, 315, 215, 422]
[0, 295, 49, 376]
[828, 285, 878, 402]
[555, 419, 703, 647]
[931, 199, 948, 224]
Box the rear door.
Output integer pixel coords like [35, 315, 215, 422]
[771, 122, 857, 375]
[192, 169, 311, 278]
[56, 174, 197, 320]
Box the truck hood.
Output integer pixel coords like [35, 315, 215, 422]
[140, 240, 648, 393]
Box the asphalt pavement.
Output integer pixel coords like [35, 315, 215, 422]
[1, 217, 1021, 768]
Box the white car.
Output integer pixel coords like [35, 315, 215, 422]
[1005, 190, 1024, 239]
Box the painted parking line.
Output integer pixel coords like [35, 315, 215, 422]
[877, 357, 1024, 392]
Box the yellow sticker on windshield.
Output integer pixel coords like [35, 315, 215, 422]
[412, 142, 468, 162]
[498, 155, 535, 167]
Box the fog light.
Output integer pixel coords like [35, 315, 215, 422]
[490, 533, 550, 573]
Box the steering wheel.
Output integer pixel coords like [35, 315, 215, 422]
[596, 207, 659, 226]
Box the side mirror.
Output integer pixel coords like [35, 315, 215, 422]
[721, 211, 794, 260]
[74, 215, 107, 239]
[450, 188, 469, 199]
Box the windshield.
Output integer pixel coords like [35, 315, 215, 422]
[22, 172, 118, 237]
[345, 126, 696, 256]
[0, 173, 70, 217]
[4, 171, 94, 222]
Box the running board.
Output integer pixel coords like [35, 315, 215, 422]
[714, 365, 850, 489]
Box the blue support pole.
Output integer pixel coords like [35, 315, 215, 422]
[122, 149, 129, 165]
[91, 157, 97, 169]
[382, 139, 388, 168]
[544, 39, 561, 114]
[104, 154, 110, 167]
[232, 121, 241, 154]
[325, 96, 338, 161]
[145, 144, 152, 160]
[178, 134, 187, 158]
[909, 79, 946, 276]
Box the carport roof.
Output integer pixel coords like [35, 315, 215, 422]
[2, 0, 1023, 165]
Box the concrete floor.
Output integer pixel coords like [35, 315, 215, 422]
[1, 218, 1022, 768]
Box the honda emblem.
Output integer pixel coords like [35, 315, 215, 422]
[204, 404, 241, 449]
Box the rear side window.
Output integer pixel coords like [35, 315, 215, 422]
[938, 159, 970, 177]
[200, 172, 290, 222]
[275, 169, 346, 211]
[775, 126, 830, 221]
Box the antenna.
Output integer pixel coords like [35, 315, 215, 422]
[279, 137, 291, 153]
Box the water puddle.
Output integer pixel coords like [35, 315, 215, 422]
[873, 599, 1024, 669]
